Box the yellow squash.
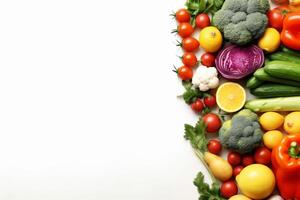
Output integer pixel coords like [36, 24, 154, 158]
[258, 28, 280, 53]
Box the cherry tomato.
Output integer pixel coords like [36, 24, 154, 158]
[207, 139, 222, 155]
[181, 37, 199, 52]
[177, 66, 193, 80]
[267, 6, 290, 31]
[227, 151, 242, 166]
[201, 53, 215, 67]
[191, 99, 204, 113]
[220, 180, 238, 198]
[242, 154, 254, 166]
[175, 9, 191, 23]
[177, 23, 194, 38]
[195, 13, 210, 29]
[233, 165, 244, 177]
[202, 113, 222, 133]
[254, 146, 271, 165]
[182, 52, 198, 68]
[204, 95, 216, 108]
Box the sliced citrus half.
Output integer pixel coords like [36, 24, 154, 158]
[216, 82, 246, 113]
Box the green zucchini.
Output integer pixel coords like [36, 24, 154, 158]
[254, 68, 300, 87]
[246, 76, 263, 89]
[245, 96, 300, 112]
[269, 52, 300, 64]
[251, 84, 300, 98]
[265, 61, 300, 82]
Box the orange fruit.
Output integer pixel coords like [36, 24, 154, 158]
[216, 82, 246, 113]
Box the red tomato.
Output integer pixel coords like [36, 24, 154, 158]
[181, 37, 199, 52]
[202, 113, 222, 133]
[195, 13, 210, 29]
[201, 53, 215, 67]
[227, 151, 242, 166]
[177, 66, 193, 80]
[271, 0, 289, 4]
[182, 53, 198, 68]
[204, 95, 216, 108]
[175, 9, 191, 23]
[254, 146, 271, 165]
[191, 99, 204, 113]
[242, 154, 254, 166]
[177, 23, 194, 38]
[207, 139, 222, 155]
[220, 180, 238, 198]
[267, 6, 290, 31]
[233, 166, 244, 177]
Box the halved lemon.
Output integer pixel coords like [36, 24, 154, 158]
[216, 82, 246, 113]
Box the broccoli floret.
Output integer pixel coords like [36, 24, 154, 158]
[222, 0, 248, 12]
[219, 109, 263, 154]
[212, 0, 269, 45]
[247, 0, 270, 13]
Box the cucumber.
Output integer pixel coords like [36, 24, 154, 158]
[265, 61, 300, 82]
[246, 76, 263, 89]
[282, 46, 300, 57]
[269, 52, 300, 64]
[254, 68, 300, 87]
[251, 84, 300, 98]
[245, 96, 300, 112]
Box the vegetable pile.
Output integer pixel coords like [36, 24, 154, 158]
[171, 0, 300, 199]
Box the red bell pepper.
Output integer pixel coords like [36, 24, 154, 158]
[281, 12, 300, 50]
[272, 134, 300, 199]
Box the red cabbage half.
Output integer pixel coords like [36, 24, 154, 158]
[215, 44, 264, 80]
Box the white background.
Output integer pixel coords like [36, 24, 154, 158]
[0, 0, 274, 200]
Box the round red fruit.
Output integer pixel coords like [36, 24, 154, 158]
[177, 66, 193, 80]
[242, 154, 254, 166]
[220, 180, 238, 198]
[191, 99, 204, 113]
[227, 151, 242, 166]
[207, 139, 222, 155]
[175, 9, 191, 23]
[177, 23, 194, 38]
[254, 146, 271, 165]
[181, 37, 199, 52]
[267, 6, 290, 31]
[182, 53, 198, 68]
[233, 165, 244, 177]
[195, 13, 211, 29]
[204, 95, 216, 108]
[201, 53, 215, 67]
[202, 113, 222, 133]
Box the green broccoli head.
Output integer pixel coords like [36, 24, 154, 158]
[219, 109, 263, 154]
[212, 0, 269, 45]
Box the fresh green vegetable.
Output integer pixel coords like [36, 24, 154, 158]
[193, 172, 226, 200]
[265, 61, 300, 82]
[185, 0, 225, 26]
[212, 0, 269, 45]
[219, 109, 263, 154]
[282, 46, 300, 57]
[269, 52, 300, 64]
[182, 81, 204, 104]
[246, 76, 264, 89]
[254, 68, 300, 87]
[245, 96, 300, 112]
[251, 83, 300, 98]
